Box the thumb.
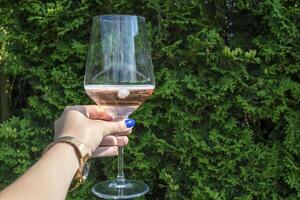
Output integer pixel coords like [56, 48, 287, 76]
[99, 118, 136, 136]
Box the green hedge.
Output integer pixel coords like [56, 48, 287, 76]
[0, 0, 299, 199]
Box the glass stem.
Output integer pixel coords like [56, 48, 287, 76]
[117, 146, 125, 183]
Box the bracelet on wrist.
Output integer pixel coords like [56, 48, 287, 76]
[42, 136, 92, 191]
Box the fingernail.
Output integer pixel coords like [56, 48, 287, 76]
[125, 118, 135, 128]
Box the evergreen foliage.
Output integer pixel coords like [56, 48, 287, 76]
[0, 0, 299, 199]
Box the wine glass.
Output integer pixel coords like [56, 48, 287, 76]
[84, 15, 155, 199]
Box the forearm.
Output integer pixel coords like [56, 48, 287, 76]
[0, 143, 79, 200]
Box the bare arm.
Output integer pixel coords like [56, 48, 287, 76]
[0, 105, 134, 200]
[0, 143, 79, 200]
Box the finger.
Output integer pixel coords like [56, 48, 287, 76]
[92, 146, 118, 158]
[67, 105, 113, 121]
[100, 136, 129, 146]
[83, 105, 113, 121]
[96, 118, 135, 136]
[115, 129, 132, 136]
[100, 136, 117, 146]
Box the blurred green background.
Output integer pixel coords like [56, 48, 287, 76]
[0, 0, 299, 199]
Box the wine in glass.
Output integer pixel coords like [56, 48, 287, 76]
[84, 15, 155, 199]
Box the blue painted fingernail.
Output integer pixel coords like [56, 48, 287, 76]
[125, 118, 135, 128]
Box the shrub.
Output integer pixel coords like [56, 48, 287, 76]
[0, 0, 299, 199]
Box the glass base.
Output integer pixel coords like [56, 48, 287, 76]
[92, 179, 149, 199]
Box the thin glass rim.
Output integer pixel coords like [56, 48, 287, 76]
[92, 14, 146, 22]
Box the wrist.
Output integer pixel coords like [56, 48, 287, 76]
[46, 143, 80, 171]
[42, 136, 92, 191]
